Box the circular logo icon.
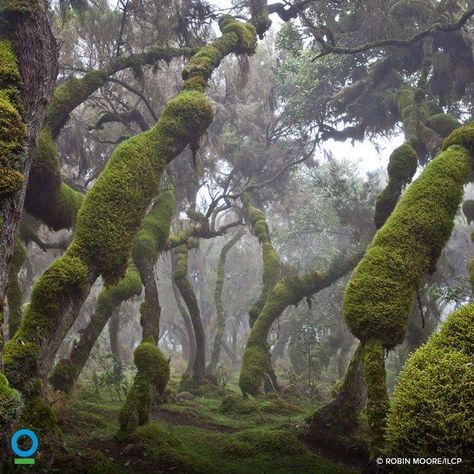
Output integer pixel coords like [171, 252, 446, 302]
[11, 429, 38, 458]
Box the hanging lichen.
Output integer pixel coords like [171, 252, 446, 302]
[344, 122, 474, 458]
[385, 304, 473, 461]
[6, 238, 25, 338]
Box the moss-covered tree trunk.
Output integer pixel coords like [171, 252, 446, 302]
[109, 308, 122, 374]
[171, 272, 196, 378]
[206, 229, 244, 376]
[0, 0, 57, 322]
[343, 123, 474, 458]
[119, 189, 174, 434]
[49, 264, 141, 393]
[239, 252, 362, 395]
[308, 344, 366, 455]
[173, 244, 206, 386]
[3, 18, 258, 428]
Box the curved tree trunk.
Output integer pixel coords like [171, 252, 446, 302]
[173, 244, 206, 386]
[171, 274, 196, 378]
[119, 189, 174, 434]
[308, 344, 366, 455]
[109, 308, 122, 374]
[206, 229, 244, 376]
[239, 251, 363, 395]
[4, 18, 258, 429]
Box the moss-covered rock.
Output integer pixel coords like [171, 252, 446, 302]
[385, 304, 474, 465]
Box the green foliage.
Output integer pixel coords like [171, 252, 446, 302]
[344, 135, 473, 349]
[385, 304, 474, 465]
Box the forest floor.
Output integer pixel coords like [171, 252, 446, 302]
[55, 376, 363, 474]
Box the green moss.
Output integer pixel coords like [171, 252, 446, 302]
[4, 251, 89, 395]
[443, 122, 474, 155]
[239, 345, 269, 396]
[374, 143, 418, 228]
[0, 372, 22, 430]
[131, 187, 174, 265]
[6, 238, 26, 337]
[0, 40, 25, 196]
[119, 342, 170, 434]
[363, 340, 389, 459]
[463, 200, 474, 224]
[344, 141, 472, 349]
[49, 358, 80, 393]
[385, 304, 473, 463]
[426, 113, 461, 138]
[234, 428, 304, 456]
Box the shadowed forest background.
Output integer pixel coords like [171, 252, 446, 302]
[0, 0, 473, 472]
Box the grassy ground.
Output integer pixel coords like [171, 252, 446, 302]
[54, 376, 361, 474]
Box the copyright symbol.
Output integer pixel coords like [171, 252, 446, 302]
[376, 458, 384, 465]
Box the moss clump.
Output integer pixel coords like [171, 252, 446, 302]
[119, 342, 170, 434]
[443, 122, 474, 154]
[49, 359, 80, 394]
[344, 139, 473, 349]
[0, 373, 22, 430]
[385, 304, 474, 463]
[374, 143, 417, 228]
[239, 345, 269, 396]
[6, 238, 25, 337]
[221, 392, 259, 414]
[234, 428, 304, 456]
[462, 200, 474, 224]
[121, 422, 199, 472]
[426, 113, 461, 138]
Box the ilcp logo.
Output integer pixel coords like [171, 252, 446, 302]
[10, 429, 38, 465]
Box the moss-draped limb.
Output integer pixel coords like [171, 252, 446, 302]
[239, 251, 363, 395]
[173, 243, 206, 385]
[6, 238, 25, 338]
[308, 344, 366, 454]
[49, 264, 141, 393]
[4, 17, 257, 420]
[242, 194, 281, 327]
[119, 189, 174, 433]
[374, 143, 417, 228]
[206, 229, 244, 376]
[385, 304, 474, 462]
[344, 122, 474, 458]
[25, 47, 195, 231]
